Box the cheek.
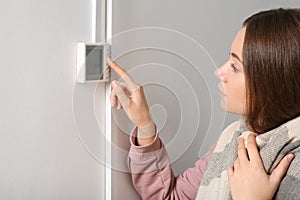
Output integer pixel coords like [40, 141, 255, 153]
[225, 79, 247, 113]
[235, 82, 246, 98]
[233, 82, 246, 101]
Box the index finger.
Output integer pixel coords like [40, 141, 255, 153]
[107, 57, 138, 91]
[247, 134, 263, 165]
[237, 137, 249, 164]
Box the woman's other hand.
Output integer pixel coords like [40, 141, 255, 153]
[227, 134, 294, 200]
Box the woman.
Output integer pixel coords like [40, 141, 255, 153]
[109, 8, 300, 200]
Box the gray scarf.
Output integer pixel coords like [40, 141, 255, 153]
[196, 116, 300, 200]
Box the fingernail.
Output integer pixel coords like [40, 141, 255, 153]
[287, 154, 294, 162]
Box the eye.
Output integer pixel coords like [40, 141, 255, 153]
[230, 63, 239, 73]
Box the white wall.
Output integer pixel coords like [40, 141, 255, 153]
[0, 0, 106, 199]
[111, 0, 300, 199]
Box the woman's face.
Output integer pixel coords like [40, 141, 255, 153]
[215, 27, 247, 115]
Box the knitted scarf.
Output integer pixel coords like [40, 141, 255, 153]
[196, 116, 300, 200]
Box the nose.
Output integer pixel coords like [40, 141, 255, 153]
[214, 64, 227, 83]
[214, 68, 221, 78]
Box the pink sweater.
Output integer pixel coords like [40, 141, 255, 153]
[127, 126, 216, 200]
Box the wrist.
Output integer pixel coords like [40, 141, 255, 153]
[137, 115, 152, 127]
[136, 121, 156, 146]
[137, 120, 156, 138]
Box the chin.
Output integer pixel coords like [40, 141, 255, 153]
[220, 101, 243, 115]
[220, 99, 226, 110]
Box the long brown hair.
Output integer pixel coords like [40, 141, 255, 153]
[242, 8, 300, 134]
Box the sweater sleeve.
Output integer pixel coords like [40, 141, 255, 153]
[127, 125, 216, 200]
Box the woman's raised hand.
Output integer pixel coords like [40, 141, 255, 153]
[108, 58, 156, 145]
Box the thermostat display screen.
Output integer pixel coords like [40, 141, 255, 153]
[86, 45, 103, 81]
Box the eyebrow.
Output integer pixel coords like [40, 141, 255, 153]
[230, 52, 243, 64]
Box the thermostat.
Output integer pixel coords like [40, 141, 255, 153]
[77, 42, 111, 83]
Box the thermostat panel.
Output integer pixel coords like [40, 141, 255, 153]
[77, 42, 111, 83]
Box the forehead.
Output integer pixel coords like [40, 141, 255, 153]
[231, 27, 246, 59]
